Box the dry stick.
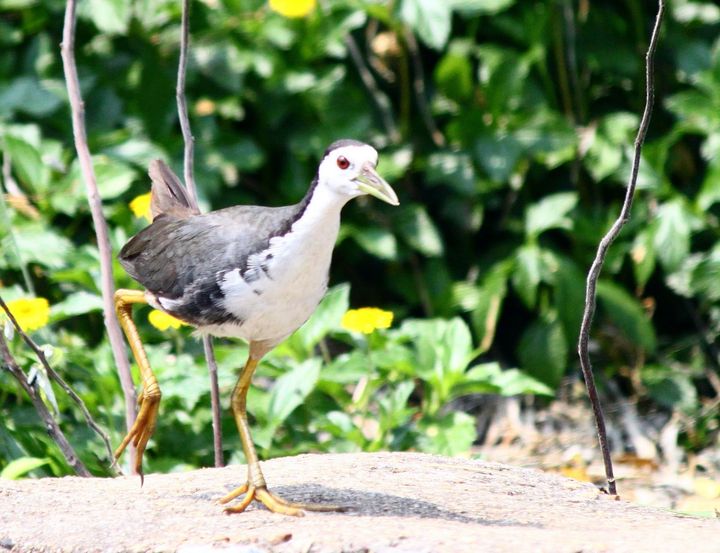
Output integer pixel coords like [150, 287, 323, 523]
[403, 28, 445, 148]
[345, 34, 401, 144]
[0, 333, 91, 476]
[577, 0, 665, 497]
[0, 296, 116, 466]
[60, 0, 138, 469]
[175, 0, 224, 467]
[202, 336, 223, 466]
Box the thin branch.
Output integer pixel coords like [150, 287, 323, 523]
[60, 0, 138, 468]
[203, 335, 223, 466]
[577, 0, 665, 497]
[176, 0, 199, 207]
[0, 332, 90, 477]
[345, 34, 401, 144]
[175, 0, 224, 467]
[402, 27, 445, 148]
[0, 295, 116, 468]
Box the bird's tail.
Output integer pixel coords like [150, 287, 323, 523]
[148, 159, 199, 219]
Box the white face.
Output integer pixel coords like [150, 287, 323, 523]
[317, 144, 399, 205]
[318, 144, 378, 196]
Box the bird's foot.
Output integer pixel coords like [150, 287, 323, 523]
[219, 482, 345, 516]
[113, 384, 161, 480]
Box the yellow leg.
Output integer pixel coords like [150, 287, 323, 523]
[219, 343, 344, 516]
[113, 288, 161, 480]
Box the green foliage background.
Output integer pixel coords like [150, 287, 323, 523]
[1, 0, 720, 477]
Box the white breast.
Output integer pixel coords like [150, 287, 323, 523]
[210, 186, 345, 344]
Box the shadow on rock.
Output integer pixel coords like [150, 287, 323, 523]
[203, 483, 541, 528]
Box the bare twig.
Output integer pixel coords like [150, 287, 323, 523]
[203, 336, 223, 466]
[176, 0, 198, 207]
[60, 0, 137, 468]
[345, 34, 401, 144]
[0, 295, 116, 468]
[175, 0, 224, 467]
[402, 28, 445, 148]
[0, 332, 90, 477]
[577, 1, 665, 497]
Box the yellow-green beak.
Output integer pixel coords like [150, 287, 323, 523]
[354, 163, 399, 206]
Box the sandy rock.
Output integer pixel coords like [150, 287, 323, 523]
[1, 452, 717, 552]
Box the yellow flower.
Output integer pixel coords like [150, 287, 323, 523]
[269, 0, 316, 18]
[129, 192, 152, 222]
[341, 307, 393, 334]
[4, 297, 51, 332]
[148, 309, 186, 331]
[195, 98, 216, 116]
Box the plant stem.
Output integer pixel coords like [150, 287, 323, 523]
[0, 295, 116, 468]
[175, 0, 224, 467]
[60, 0, 137, 469]
[577, 0, 665, 497]
[0, 330, 90, 477]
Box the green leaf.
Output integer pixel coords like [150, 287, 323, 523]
[426, 151, 476, 195]
[3, 135, 48, 192]
[0, 76, 62, 118]
[435, 45, 474, 101]
[525, 192, 577, 237]
[1, 456, 49, 480]
[474, 133, 523, 182]
[378, 147, 413, 182]
[343, 225, 398, 260]
[517, 316, 568, 388]
[400, 0, 452, 50]
[84, 0, 131, 34]
[49, 291, 104, 322]
[288, 283, 350, 356]
[641, 365, 697, 414]
[417, 411, 476, 455]
[321, 350, 374, 385]
[697, 160, 720, 210]
[463, 363, 553, 396]
[401, 317, 473, 379]
[488, 367, 553, 396]
[512, 244, 542, 307]
[93, 156, 137, 200]
[267, 358, 322, 428]
[674, 250, 720, 302]
[11, 225, 73, 269]
[470, 260, 510, 353]
[552, 256, 585, 347]
[398, 204, 444, 257]
[631, 226, 657, 290]
[449, 0, 515, 15]
[583, 113, 638, 182]
[597, 281, 656, 353]
[653, 199, 695, 272]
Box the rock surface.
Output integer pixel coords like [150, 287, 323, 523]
[1, 452, 717, 552]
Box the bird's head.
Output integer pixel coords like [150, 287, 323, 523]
[317, 139, 399, 206]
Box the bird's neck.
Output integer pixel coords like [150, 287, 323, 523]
[293, 178, 349, 234]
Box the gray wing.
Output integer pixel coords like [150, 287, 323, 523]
[119, 203, 302, 325]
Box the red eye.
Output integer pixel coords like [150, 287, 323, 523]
[337, 156, 350, 170]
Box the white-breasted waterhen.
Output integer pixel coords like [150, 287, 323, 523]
[113, 139, 399, 515]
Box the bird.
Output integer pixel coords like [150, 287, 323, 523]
[113, 139, 399, 515]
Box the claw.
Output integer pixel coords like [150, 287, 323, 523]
[219, 483, 344, 516]
[113, 384, 161, 479]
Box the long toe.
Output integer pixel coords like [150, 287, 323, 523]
[221, 484, 345, 516]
